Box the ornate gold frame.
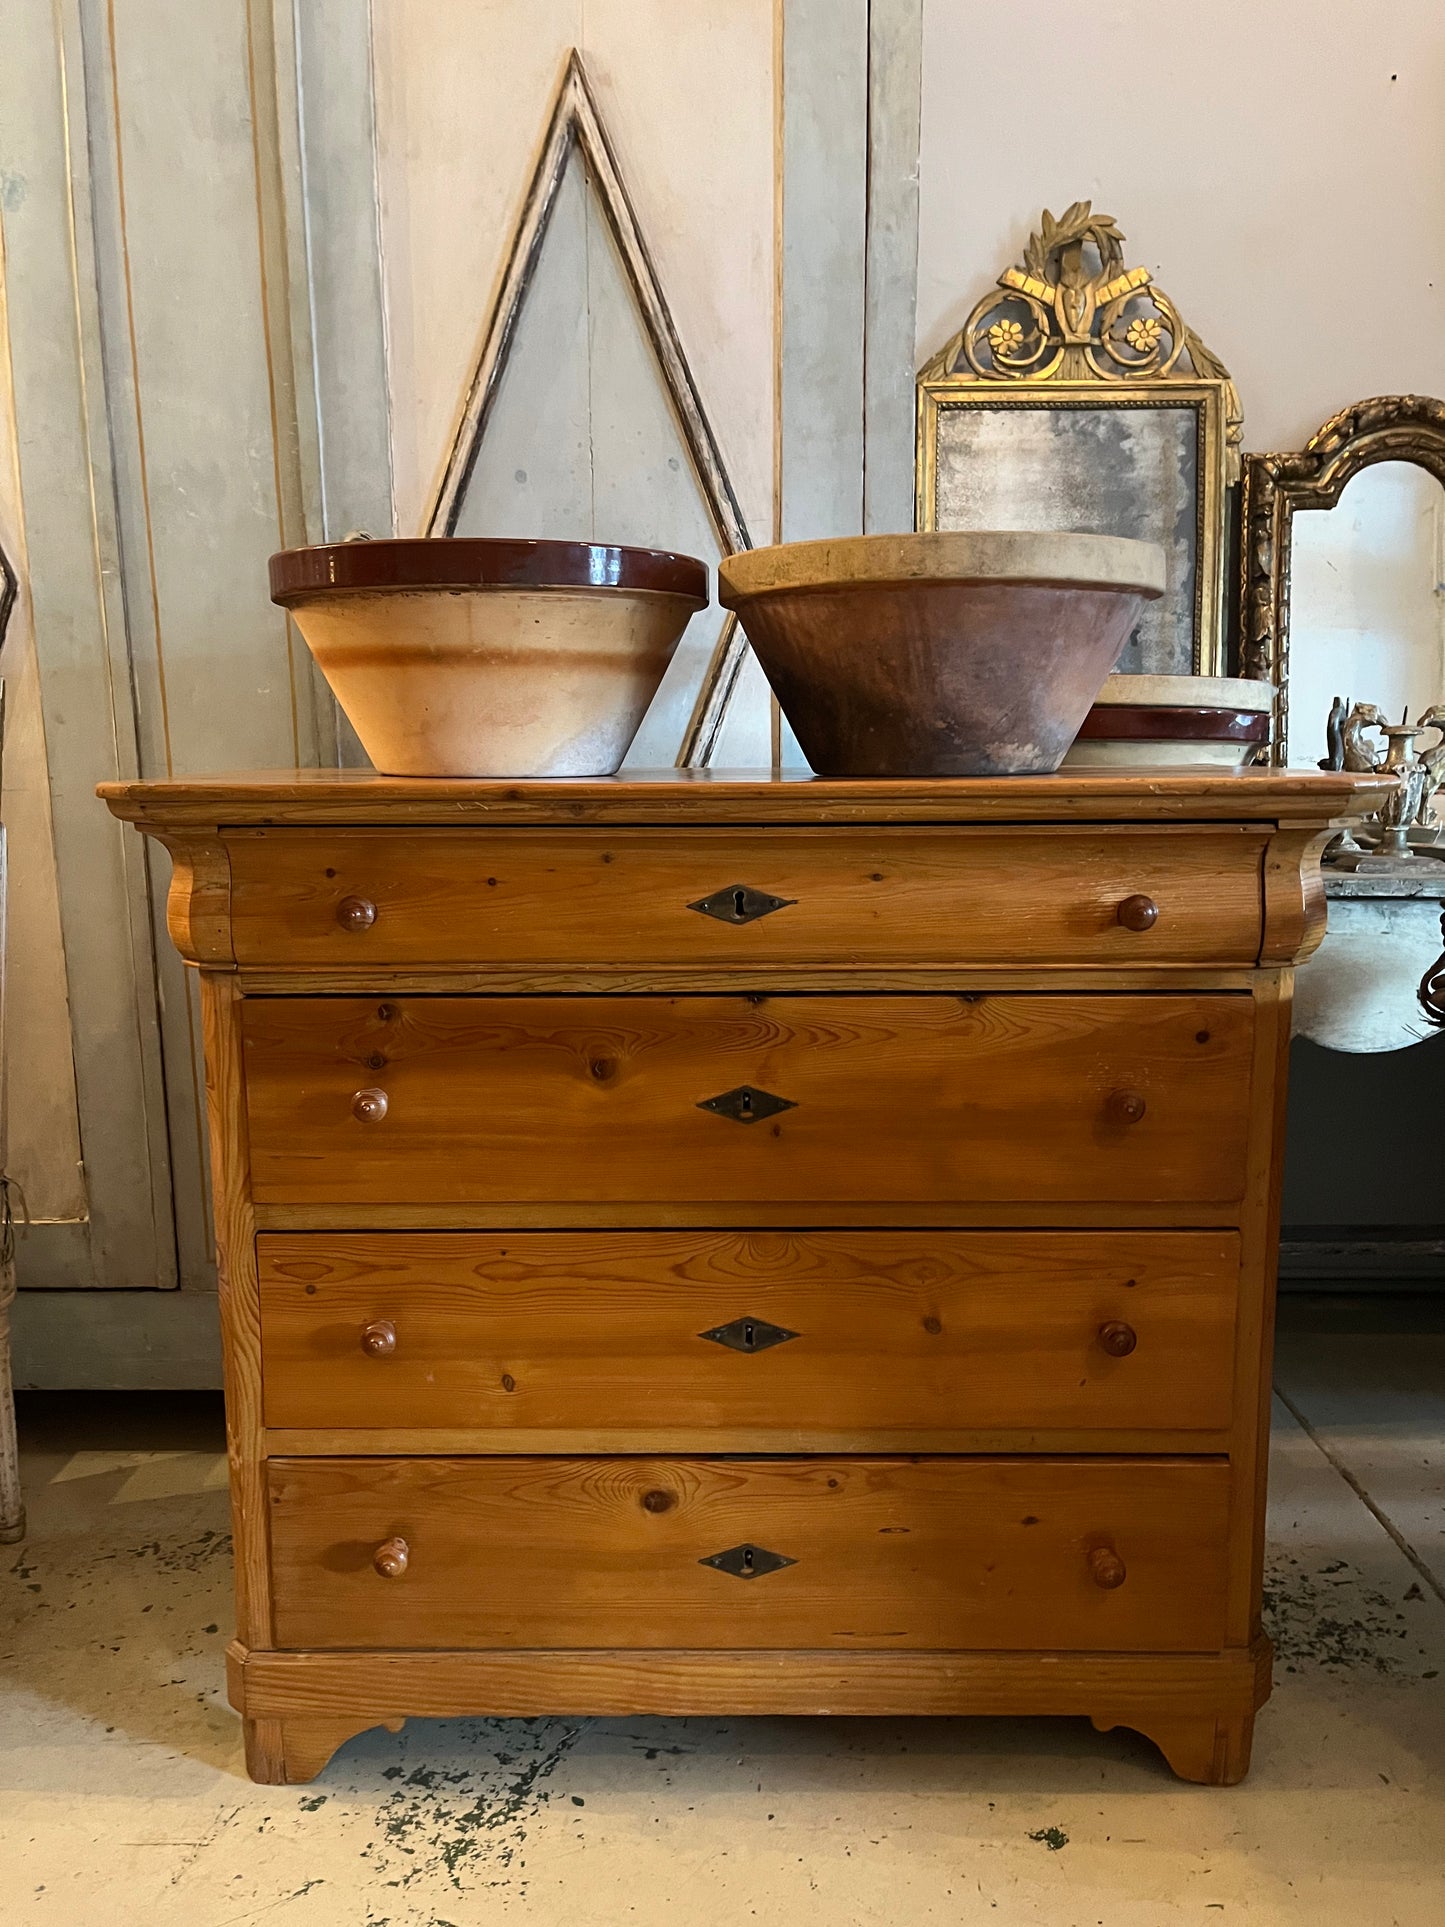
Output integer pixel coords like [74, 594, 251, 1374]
[916, 203, 1239, 677]
[1240, 394, 1445, 763]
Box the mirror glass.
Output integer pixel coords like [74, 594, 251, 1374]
[1286, 461, 1445, 767]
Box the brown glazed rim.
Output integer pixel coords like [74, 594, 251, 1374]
[1075, 705, 1272, 743]
[269, 538, 709, 607]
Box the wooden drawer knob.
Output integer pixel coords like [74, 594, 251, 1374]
[372, 1536, 409, 1579]
[1097, 1320, 1138, 1357]
[1116, 894, 1159, 931]
[360, 1318, 397, 1357]
[351, 1087, 389, 1123]
[336, 895, 378, 931]
[1088, 1546, 1127, 1590]
[1103, 1089, 1146, 1126]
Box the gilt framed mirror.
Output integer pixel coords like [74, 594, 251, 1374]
[1240, 395, 1445, 766]
[917, 203, 1240, 676]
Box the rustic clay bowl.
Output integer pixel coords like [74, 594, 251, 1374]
[270, 538, 708, 777]
[1062, 674, 1274, 770]
[717, 531, 1166, 777]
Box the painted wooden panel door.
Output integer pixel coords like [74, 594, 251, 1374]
[0, 0, 344, 1308]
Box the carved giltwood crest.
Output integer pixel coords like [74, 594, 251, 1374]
[918, 200, 1241, 471]
[917, 203, 1239, 676]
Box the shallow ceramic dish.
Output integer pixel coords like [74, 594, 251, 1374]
[718, 531, 1165, 777]
[1062, 674, 1274, 770]
[270, 537, 708, 777]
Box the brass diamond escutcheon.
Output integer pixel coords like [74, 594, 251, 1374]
[688, 883, 797, 925]
[696, 1085, 796, 1125]
[699, 1543, 797, 1580]
[698, 1315, 800, 1353]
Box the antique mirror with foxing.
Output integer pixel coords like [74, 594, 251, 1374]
[1242, 396, 1445, 1049]
[1241, 396, 1445, 770]
[918, 201, 1241, 677]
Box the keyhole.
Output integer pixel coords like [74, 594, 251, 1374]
[743, 1321, 756, 1349]
[740, 1091, 754, 1118]
[742, 1548, 755, 1572]
[733, 888, 747, 920]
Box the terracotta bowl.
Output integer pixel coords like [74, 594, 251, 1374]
[270, 538, 708, 777]
[1062, 674, 1274, 770]
[717, 531, 1166, 777]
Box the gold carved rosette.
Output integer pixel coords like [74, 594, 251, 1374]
[934, 202, 1240, 432]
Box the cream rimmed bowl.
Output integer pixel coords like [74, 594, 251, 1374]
[270, 537, 708, 777]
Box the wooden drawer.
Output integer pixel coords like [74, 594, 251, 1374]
[266, 1455, 1233, 1652]
[226, 825, 1267, 967]
[258, 1229, 1240, 1438]
[242, 993, 1254, 1207]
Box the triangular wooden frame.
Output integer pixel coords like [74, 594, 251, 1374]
[424, 49, 753, 767]
[0, 542, 14, 656]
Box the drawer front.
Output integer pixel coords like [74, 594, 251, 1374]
[267, 1455, 1233, 1651]
[259, 1229, 1240, 1436]
[242, 993, 1254, 1206]
[227, 825, 1266, 967]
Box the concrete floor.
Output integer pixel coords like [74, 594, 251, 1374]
[2, 1303, 1443, 1926]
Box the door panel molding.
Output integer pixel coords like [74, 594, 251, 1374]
[0, 0, 175, 1289]
[286, 0, 395, 551]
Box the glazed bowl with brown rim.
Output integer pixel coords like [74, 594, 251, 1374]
[269, 537, 708, 777]
[1062, 674, 1274, 770]
[717, 531, 1166, 777]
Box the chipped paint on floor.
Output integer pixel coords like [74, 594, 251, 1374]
[2, 1337, 1444, 1926]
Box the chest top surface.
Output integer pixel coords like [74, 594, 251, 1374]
[100, 765, 1389, 830]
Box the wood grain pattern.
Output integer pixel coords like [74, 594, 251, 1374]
[228, 1635, 1270, 1785]
[1259, 827, 1333, 966]
[264, 1424, 1232, 1456]
[152, 832, 234, 966]
[1227, 972, 1294, 1645]
[229, 1634, 1269, 1722]
[235, 964, 1268, 995]
[99, 764, 1395, 830]
[241, 993, 1255, 1207]
[241, 1713, 403, 1786]
[1090, 1709, 1256, 1786]
[225, 825, 1267, 968]
[267, 1455, 1232, 1654]
[251, 1198, 1247, 1233]
[199, 973, 269, 1645]
[102, 770, 1337, 1786]
[257, 1228, 1240, 1437]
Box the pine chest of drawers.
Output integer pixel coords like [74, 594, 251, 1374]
[101, 766, 1382, 1786]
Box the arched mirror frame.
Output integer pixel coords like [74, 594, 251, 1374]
[1240, 394, 1445, 764]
